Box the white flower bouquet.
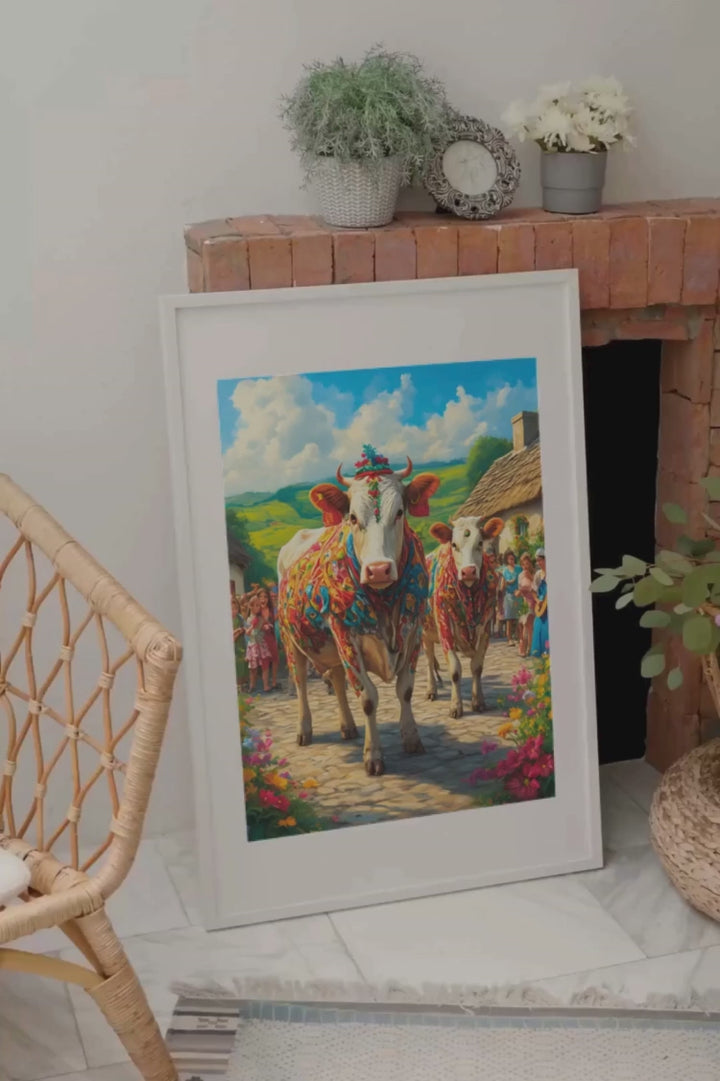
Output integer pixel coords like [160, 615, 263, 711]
[502, 77, 634, 153]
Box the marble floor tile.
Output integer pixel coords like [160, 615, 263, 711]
[604, 758, 661, 813]
[690, 944, 720, 1001]
[580, 843, 720, 957]
[41, 1067, 138, 1081]
[63, 915, 363, 1068]
[599, 773, 651, 849]
[534, 947, 710, 1006]
[331, 875, 644, 990]
[154, 829, 204, 926]
[0, 969, 86, 1081]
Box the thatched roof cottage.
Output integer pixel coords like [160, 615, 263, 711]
[455, 411, 543, 554]
[228, 535, 251, 597]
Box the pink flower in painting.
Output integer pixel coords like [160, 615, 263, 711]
[479, 740, 497, 755]
[277, 758, 288, 768]
[537, 753, 554, 777]
[524, 735, 544, 761]
[468, 767, 493, 784]
[259, 789, 290, 813]
[506, 776, 541, 801]
[516, 667, 533, 685]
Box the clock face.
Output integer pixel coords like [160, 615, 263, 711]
[442, 140, 498, 196]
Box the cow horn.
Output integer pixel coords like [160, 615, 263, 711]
[395, 456, 413, 479]
[336, 463, 352, 487]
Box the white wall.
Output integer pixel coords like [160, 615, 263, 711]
[2, 0, 718, 837]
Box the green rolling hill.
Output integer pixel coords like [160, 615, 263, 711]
[227, 461, 471, 579]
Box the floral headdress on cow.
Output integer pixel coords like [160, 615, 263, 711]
[310, 445, 436, 525]
[346, 444, 412, 521]
[354, 445, 393, 521]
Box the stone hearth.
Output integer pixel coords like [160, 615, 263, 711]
[184, 200, 720, 772]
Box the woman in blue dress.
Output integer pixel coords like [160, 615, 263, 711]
[500, 550, 521, 646]
[531, 549, 550, 657]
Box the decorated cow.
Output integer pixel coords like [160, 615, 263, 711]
[423, 515, 504, 718]
[277, 446, 440, 775]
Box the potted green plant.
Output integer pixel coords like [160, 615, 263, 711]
[502, 78, 634, 214]
[590, 474, 720, 922]
[281, 47, 452, 228]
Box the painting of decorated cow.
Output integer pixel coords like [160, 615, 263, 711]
[423, 515, 504, 718]
[218, 358, 554, 841]
[277, 448, 439, 776]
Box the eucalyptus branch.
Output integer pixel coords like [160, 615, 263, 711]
[590, 476, 720, 691]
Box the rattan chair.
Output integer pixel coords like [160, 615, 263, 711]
[0, 474, 182, 1081]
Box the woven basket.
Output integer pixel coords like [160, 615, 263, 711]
[312, 156, 402, 229]
[650, 610, 720, 922]
[650, 738, 720, 921]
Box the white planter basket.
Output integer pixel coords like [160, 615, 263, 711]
[312, 156, 403, 229]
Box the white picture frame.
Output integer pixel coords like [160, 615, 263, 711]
[160, 271, 602, 930]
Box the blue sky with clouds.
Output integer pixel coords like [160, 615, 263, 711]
[218, 357, 537, 496]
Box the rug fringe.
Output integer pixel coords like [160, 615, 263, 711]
[169, 976, 720, 1013]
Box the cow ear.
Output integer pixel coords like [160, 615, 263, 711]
[430, 522, 453, 544]
[482, 516, 504, 540]
[405, 473, 440, 518]
[310, 484, 349, 526]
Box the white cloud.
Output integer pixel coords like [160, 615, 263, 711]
[222, 373, 535, 495]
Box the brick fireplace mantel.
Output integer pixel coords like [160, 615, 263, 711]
[184, 199, 720, 771]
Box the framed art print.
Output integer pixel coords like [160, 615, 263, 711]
[160, 271, 602, 930]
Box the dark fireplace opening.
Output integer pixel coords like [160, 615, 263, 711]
[582, 339, 662, 764]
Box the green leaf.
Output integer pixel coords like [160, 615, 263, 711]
[615, 593, 634, 610]
[663, 502, 688, 524]
[690, 539, 716, 558]
[703, 549, 720, 563]
[641, 650, 666, 678]
[677, 535, 698, 556]
[669, 611, 691, 634]
[682, 567, 711, 607]
[649, 566, 674, 586]
[621, 554, 647, 576]
[667, 667, 684, 690]
[682, 613, 714, 653]
[657, 585, 682, 605]
[658, 550, 695, 576]
[621, 582, 635, 594]
[594, 567, 623, 576]
[674, 602, 695, 614]
[633, 576, 663, 607]
[704, 564, 720, 585]
[590, 575, 620, 594]
[700, 475, 720, 500]
[639, 609, 671, 628]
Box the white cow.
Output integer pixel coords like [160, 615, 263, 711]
[278, 449, 439, 775]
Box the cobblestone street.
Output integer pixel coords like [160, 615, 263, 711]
[248, 637, 532, 827]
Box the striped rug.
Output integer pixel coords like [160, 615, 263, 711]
[166, 996, 720, 1081]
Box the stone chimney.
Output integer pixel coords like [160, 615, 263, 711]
[511, 411, 539, 453]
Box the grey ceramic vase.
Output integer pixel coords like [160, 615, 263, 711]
[541, 150, 607, 214]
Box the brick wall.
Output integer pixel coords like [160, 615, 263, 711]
[185, 199, 720, 771]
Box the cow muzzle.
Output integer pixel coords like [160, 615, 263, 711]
[460, 565, 479, 583]
[362, 561, 396, 589]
